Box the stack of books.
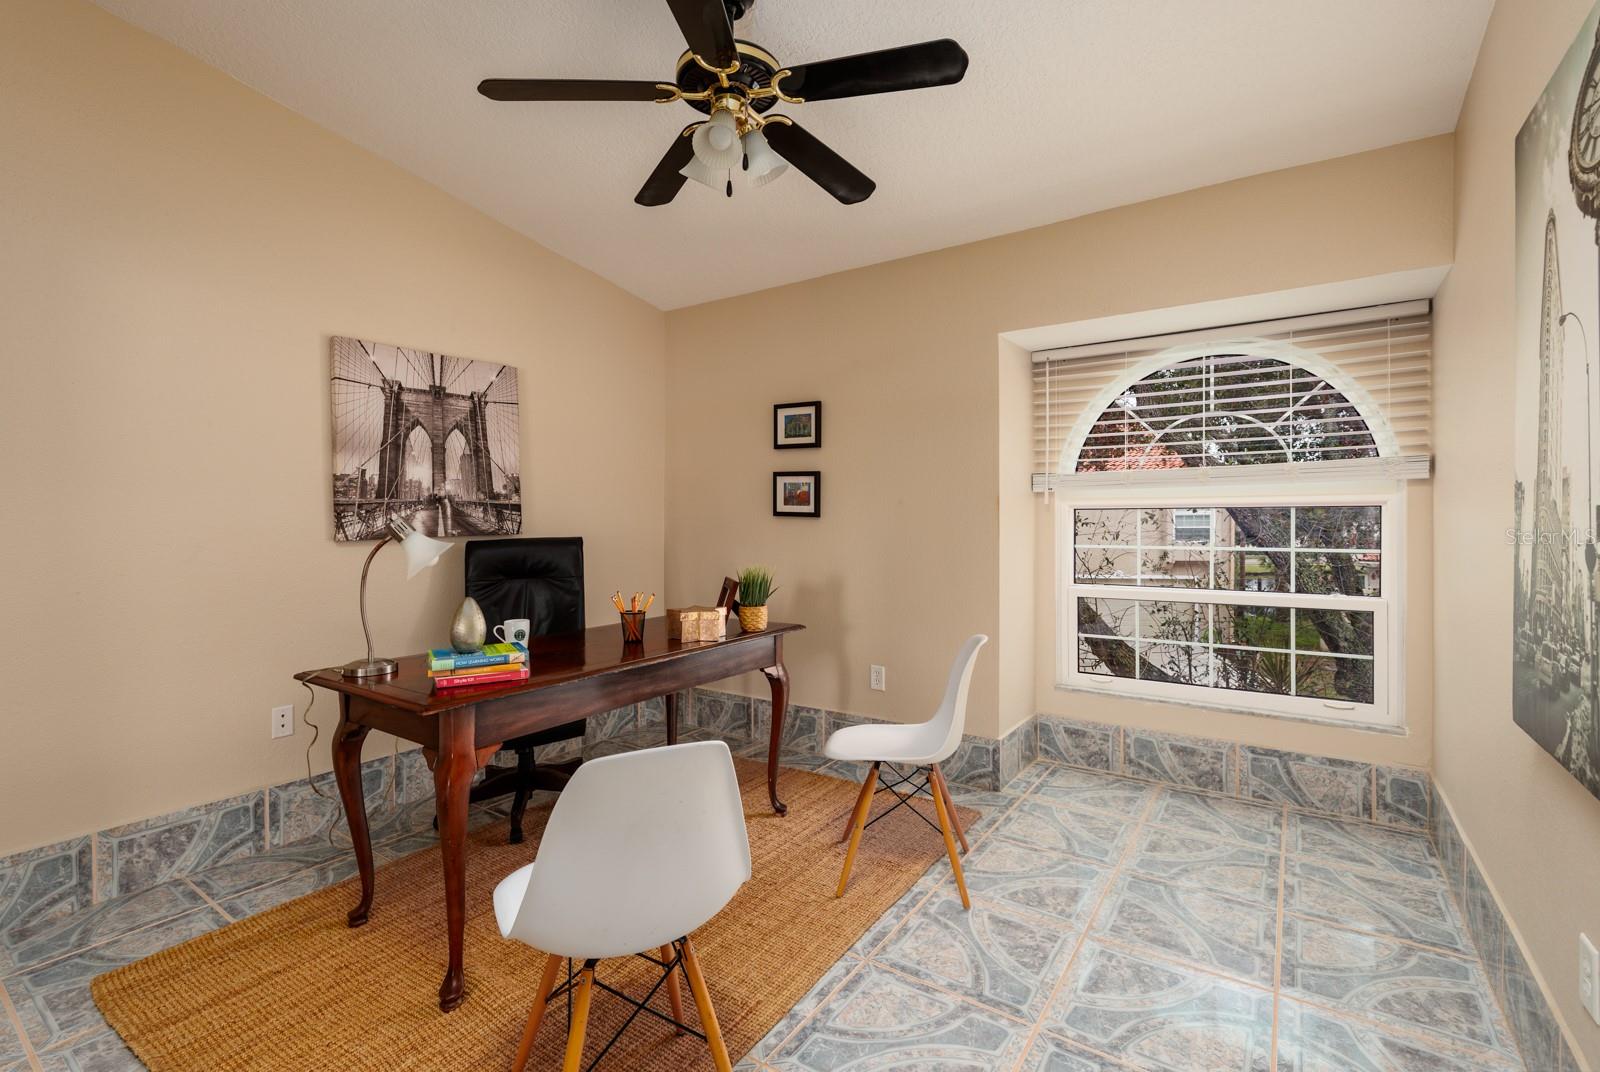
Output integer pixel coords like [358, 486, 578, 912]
[428, 642, 529, 690]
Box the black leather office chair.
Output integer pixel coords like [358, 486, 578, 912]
[465, 536, 586, 843]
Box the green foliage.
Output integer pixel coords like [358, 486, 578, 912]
[1236, 612, 1290, 649]
[1253, 651, 1292, 693]
[737, 566, 777, 607]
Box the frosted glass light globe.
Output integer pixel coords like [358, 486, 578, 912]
[707, 112, 737, 151]
[690, 110, 743, 170]
[743, 128, 789, 188]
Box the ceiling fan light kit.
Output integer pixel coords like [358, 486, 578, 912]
[476, 0, 968, 206]
[690, 108, 744, 170]
[743, 128, 788, 187]
[679, 154, 730, 194]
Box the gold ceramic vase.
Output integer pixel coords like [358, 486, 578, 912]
[738, 605, 769, 632]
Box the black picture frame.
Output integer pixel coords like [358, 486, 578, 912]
[773, 400, 822, 449]
[772, 471, 821, 518]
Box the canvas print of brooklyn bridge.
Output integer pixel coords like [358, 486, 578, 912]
[1513, 3, 1600, 801]
[330, 336, 522, 542]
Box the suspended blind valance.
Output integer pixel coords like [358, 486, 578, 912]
[1031, 301, 1433, 492]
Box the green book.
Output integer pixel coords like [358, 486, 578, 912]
[427, 642, 527, 673]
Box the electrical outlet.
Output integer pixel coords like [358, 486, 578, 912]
[1581, 933, 1600, 1025]
[870, 665, 886, 692]
[271, 704, 295, 740]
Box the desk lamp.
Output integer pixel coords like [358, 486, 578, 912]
[342, 516, 454, 679]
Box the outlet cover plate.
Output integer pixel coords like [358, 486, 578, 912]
[271, 704, 295, 739]
[870, 665, 886, 692]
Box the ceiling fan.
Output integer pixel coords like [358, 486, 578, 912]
[477, 0, 968, 206]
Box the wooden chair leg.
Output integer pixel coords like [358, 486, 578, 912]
[661, 944, 686, 1035]
[679, 937, 732, 1072]
[930, 765, 971, 910]
[835, 761, 881, 897]
[561, 962, 596, 1072]
[933, 766, 969, 854]
[838, 763, 879, 844]
[512, 954, 565, 1072]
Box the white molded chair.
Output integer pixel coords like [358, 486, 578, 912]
[493, 740, 751, 1072]
[823, 634, 988, 909]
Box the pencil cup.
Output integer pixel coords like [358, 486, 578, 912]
[619, 610, 646, 644]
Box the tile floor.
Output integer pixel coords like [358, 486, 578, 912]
[0, 733, 1529, 1072]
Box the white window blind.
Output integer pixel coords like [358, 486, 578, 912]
[1032, 301, 1433, 491]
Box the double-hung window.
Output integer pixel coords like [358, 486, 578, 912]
[1067, 500, 1395, 726]
[1032, 302, 1432, 730]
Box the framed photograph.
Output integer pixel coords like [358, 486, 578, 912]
[774, 400, 821, 449]
[773, 471, 821, 518]
[330, 336, 521, 541]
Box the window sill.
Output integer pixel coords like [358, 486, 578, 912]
[1051, 681, 1407, 736]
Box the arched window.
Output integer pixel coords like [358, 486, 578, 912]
[1052, 344, 1402, 725]
[1074, 352, 1382, 473]
[1035, 303, 1434, 731]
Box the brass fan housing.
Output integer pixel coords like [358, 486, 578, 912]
[674, 41, 785, 114]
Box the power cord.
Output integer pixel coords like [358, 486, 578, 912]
[300, 681, 328, 799]
[297, 682, 398, 849]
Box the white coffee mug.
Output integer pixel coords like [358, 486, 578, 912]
[495, 618, 532, 646]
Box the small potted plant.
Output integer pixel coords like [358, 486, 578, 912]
[736, 566, 777, 632]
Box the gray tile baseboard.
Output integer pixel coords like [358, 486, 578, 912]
[1035, 711, 1432, 832]
[725, 688, 1415, 811]
[96, 791, 266, 902]
[0, 691, 1437, 981]
[0, 696, 724, 947]
[1432, 787, 1586, 1072]
[0, 686, 927, 1017]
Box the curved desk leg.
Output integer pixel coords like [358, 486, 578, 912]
[762, 653, 790, 816]
[434, 706, 476, 1012]
[331, 698, 374, 928]
[664, 690, 679, 746]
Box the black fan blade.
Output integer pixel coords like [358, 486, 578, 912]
[783, 39, 968, 102]
[478, 79, 667, 102]
[763, 121, 875, 205]
[635, 130, 697, 206]
[664, 0, 738, 70]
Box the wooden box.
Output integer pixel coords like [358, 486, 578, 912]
[666, 605, 727, 642]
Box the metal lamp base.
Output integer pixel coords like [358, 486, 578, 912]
[341, 657, 398, 680]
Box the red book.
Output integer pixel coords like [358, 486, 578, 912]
[431, 667, 531, 690]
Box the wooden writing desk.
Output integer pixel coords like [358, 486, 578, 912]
[296, 619, 802, 1011]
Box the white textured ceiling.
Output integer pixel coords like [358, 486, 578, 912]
[91, 0, 1491, 309]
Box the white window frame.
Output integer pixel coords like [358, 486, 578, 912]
[1056, 485, 1405, 731]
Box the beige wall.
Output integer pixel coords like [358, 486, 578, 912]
[0, 0, 1467, 866]
[10, 0, 1590, 1054]
[1434, 0, 1600, 1062]
[0, 0, 666, 857]
[665, 136, 1452, 750]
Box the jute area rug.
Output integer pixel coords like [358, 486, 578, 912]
[93, 759, 972, 1071]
